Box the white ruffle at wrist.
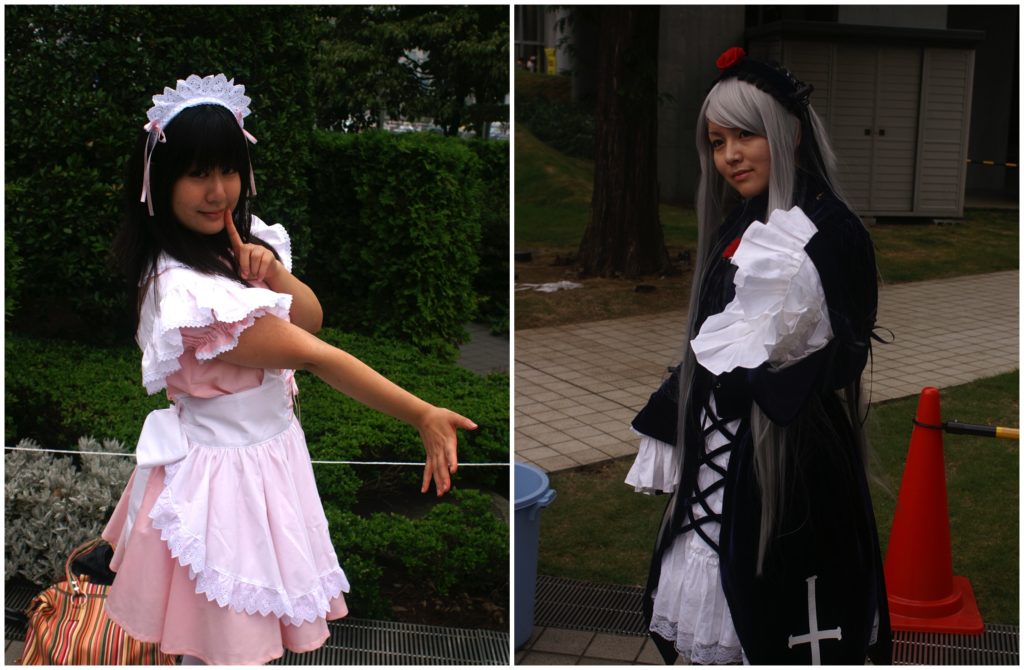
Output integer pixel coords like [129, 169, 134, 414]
[690, 205, 832, 376]
[624, 429, 680, 495]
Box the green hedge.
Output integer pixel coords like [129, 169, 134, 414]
[5, 5, 316, 339]
[299, 329, 509, 507]
[307, 131, 483, 360]
[466, 139, 510, 334]
[326, 490, 508, 619]
[5, 331, 508, 619]
[6, 331, 508, 500]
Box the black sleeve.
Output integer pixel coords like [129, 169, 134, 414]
[746, 204, 877, 426]
[631, 365, 681, 446]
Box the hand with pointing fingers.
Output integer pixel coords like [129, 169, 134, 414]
[417, 406, 477, 496]
[224, 209, 281, 283]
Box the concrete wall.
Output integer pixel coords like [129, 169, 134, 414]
[657, 6, 746, 204]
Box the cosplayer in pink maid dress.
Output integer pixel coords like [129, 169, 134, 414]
[102, 217, 349, 665]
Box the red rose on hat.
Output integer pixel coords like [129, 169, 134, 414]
[716, 47, 746, 71]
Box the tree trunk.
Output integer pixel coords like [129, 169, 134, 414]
[577, 6, 671, 279]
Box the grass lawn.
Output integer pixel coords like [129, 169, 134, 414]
[515, 124, 1019, 330]
[537, 371, 1019, 625]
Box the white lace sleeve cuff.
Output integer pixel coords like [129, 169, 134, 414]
[138, 265, 293, 394]
[690, 206, 832, 376]
[250, 215, 293, 273]
[624, 428, 680, 495]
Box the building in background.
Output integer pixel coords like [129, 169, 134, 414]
[519, 5, 1017, 215]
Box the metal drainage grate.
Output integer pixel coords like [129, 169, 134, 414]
[893, 624, 1018, 666]
[6, 581, 508, 665]
[534, 575, 1019, 665]
[534, 574, 646, 635]
[269, 618, 509, 666]
[5, 580, 41, 643]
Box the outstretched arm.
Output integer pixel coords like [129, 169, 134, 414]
[225, 210, 324, 334]
[217, 313, 476, 495]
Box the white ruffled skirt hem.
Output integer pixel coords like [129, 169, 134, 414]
[650, 531, 743, 664]
[148, 418, 349, 626]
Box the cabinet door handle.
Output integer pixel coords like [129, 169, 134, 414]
[864, 128, 871, 135]
[878, 129, 886, 137]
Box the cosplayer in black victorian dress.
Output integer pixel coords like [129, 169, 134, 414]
[628, 172, 892, 665]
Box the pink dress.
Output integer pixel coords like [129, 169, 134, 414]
[102, 218, 349, 665]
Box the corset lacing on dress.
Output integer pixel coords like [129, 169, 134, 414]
[677, 392, 737, 554]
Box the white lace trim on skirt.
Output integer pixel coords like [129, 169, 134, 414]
[151, 456, 349, 626]
[649, 402, 743, 663]
[651, 532, 743, 664]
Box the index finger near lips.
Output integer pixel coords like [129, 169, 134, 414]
[223, 209, 243, 251]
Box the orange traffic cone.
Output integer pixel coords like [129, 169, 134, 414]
[883, 387, 984, 634]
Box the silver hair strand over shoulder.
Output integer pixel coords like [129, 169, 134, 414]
[678, 75, 867, 575]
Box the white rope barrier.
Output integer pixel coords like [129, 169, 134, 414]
[3, 445, 509, 467]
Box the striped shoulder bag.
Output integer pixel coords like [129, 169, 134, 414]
[18, 538, 177, 665]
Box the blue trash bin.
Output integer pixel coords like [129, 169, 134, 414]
[514, 462, 557, 649]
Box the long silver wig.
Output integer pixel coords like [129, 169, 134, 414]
[679, 78, 868, 573]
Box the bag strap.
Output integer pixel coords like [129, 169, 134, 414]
[64, 538, 104, 594]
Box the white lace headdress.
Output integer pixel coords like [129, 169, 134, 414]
[140, 74, 258, 216]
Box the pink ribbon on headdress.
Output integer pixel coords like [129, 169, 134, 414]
[140, 121, 167, 217]
[138, 110, 259, 217]
[237, 111, 258, 196]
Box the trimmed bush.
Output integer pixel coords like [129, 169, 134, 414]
[307, 131, 483, 361]
[325, 489, 508, 622]
[6, 331, 508, 500]
[466, 139, 510, 335]
[5, 5, 316, 338]
[5, 336, 166, 448]
[294, 328, 508, 506]
[5, 437, 135, 586]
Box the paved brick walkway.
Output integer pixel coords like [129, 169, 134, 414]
[515, 271, 1019, 473]
[514, 271, 1019, 666]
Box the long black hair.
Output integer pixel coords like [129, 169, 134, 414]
[112, 103, 278, 318]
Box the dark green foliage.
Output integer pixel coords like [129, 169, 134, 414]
[307, 132, 483, 360]
[300, 329, 509, 506]
[465, 139, 510, 334]
[325, 490, 508, 622]
[314, 6, 509, 136]
[5, 226, 22, 324]
[516, 71, 595, 160]
[5, 335, 166, 448]
[6, 330, 508, 499]
[5, 5, 316, 339]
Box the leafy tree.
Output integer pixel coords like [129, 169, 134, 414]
[313, 6, 424, 132]
[314, 6, 508, 137]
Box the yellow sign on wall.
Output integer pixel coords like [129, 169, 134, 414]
[545, 48, 556, 75]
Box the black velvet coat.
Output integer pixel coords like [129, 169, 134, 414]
[634, 176, 892, 665]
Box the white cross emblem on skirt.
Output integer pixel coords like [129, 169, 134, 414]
[787, 575, 842, 664]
